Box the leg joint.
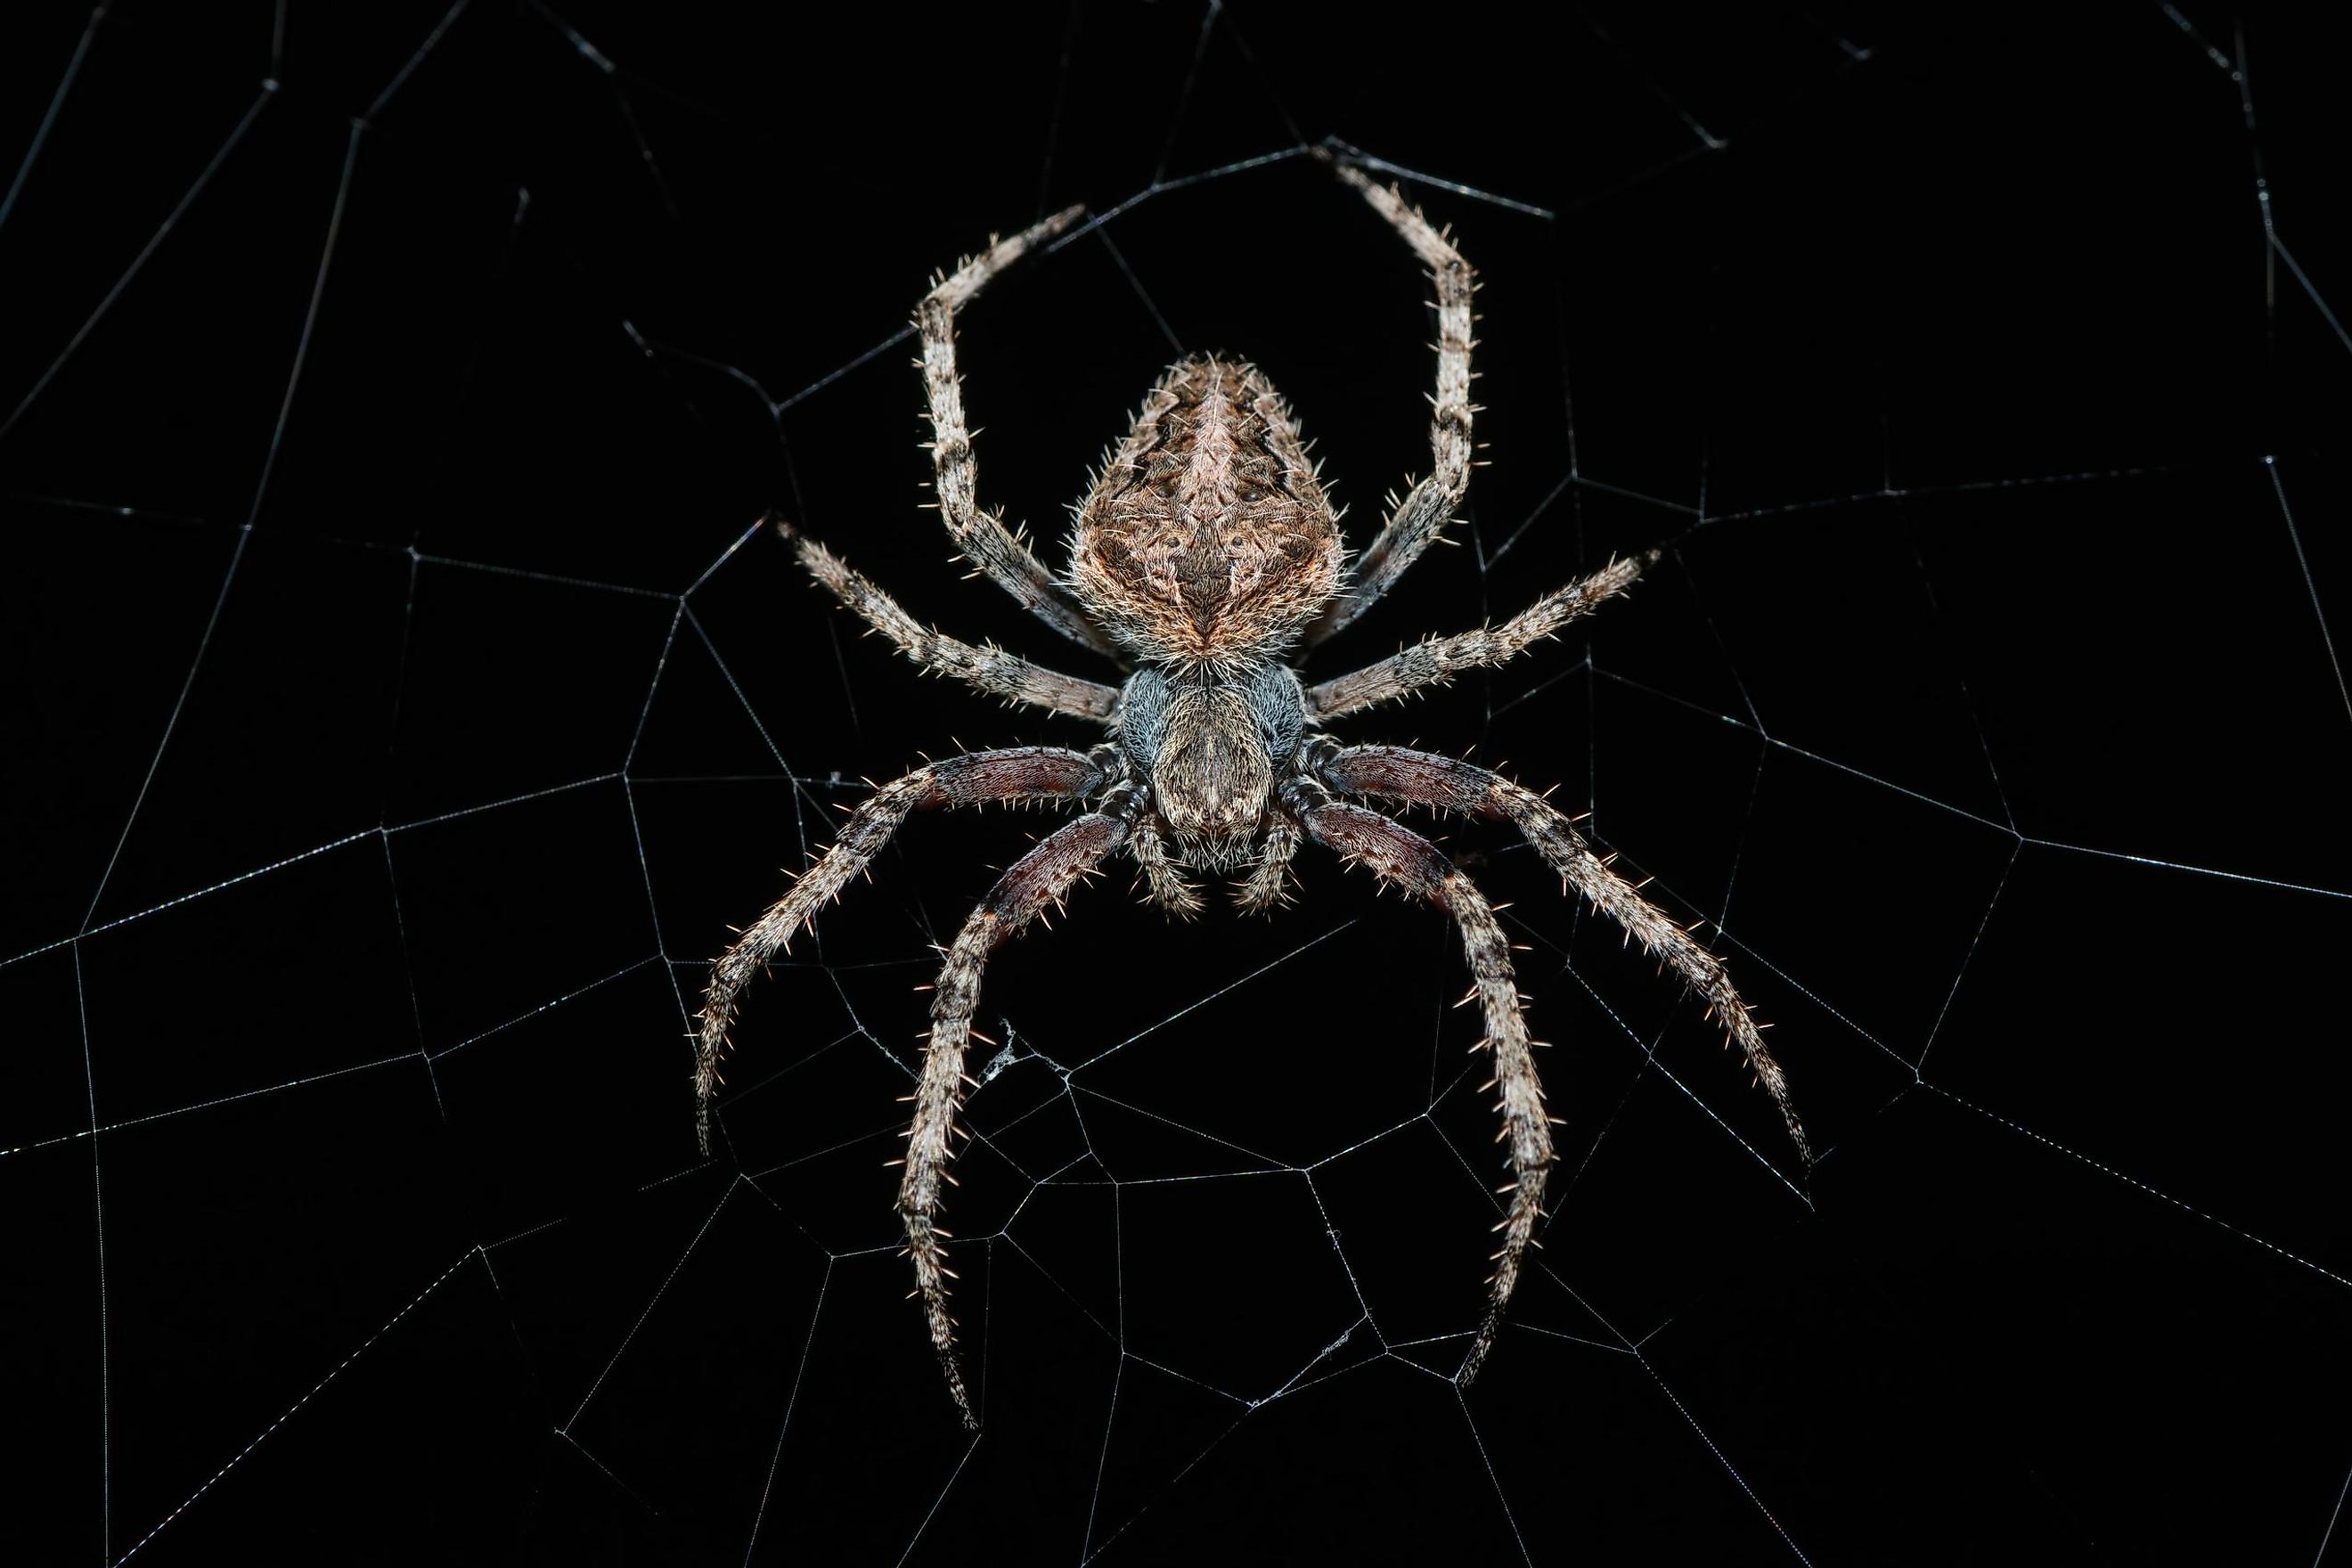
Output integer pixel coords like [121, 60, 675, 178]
[1098, 777, 1149, 827]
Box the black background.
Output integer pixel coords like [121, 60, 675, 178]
[5, 4, 2350, 1564]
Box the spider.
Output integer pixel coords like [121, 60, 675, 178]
[696, 150, 1808, 1430]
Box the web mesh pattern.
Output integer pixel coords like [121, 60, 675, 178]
[6, 4, 2349, 1563]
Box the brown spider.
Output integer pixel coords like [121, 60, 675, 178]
[696, 151, 1807, 1429]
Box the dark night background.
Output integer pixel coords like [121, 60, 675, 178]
[4, 4, 2349, 1564]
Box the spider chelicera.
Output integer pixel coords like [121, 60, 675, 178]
[695, 150, 1808, 1429]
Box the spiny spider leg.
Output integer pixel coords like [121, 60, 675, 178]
[1315, 743, 1809, 1163]
[1284, 785, 1550, 1387]
[791, 527, 1121, 720]
[1306, 150, 1476, 645]
[917, 206, 1122, 657]
[904, 796, 1139, 1428]
[1307, 551, 1659, 722]
[694, 746, 1114, 1154]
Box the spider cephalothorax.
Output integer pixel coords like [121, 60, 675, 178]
[695, 151, 1808, 1430]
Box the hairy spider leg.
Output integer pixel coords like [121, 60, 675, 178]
[1306, 551, 1661, 722]
[1284, 787, 1550, 1386]
[792, 529, 1120, 720]
[904, 800, 1138, 1428]
[1317, 744, 1809, 1164]
[915, 205, 1123, 657]
[1305, 150, 1478, 645]
[694, 746, 1114, 1153]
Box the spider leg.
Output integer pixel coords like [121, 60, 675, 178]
[917, 207, 1122, 657]
[1285, 784, 1549, 1386]
[695, 745, 1114, 1152]
[793, 530, 1121, 720]
[1305, 151, 1475, 646]
[1313, 743, 1809, 1163]
[904, 795, 1139, 1428]
[1305, 551, 1658, 722]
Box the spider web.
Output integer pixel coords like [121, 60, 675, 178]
[6, 4, 2350, 1563]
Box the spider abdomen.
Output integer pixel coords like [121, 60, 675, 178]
[1071, 355, 1343, 663]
